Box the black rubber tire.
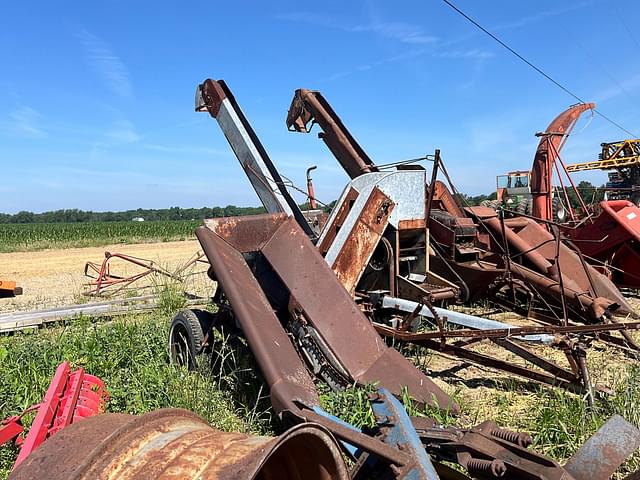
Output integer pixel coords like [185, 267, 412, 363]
[552, 197, 567, 223]
[169, 309, 214, 370]
[480, 199, 500, 210]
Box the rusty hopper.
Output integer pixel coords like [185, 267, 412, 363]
[197, 213, 456, 413]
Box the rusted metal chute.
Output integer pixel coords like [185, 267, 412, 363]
[196, 79, 315, 238]
[287, 88, 378, 179]
[530, 102, 595, 221]
[10, 409, 349, 480]
[196, 213, 456, 413]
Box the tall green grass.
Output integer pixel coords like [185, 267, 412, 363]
[1, 304, 639, 478]
[0, 312, 265, 478]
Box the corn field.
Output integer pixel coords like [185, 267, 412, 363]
[0, 220, 201, 252]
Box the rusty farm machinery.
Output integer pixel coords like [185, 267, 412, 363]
[166, 78, 640, 477]
[5, 78, 640, 479]
[11, 364, 640, 480]
[489, 102, 640, 290]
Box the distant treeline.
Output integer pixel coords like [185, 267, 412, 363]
[0, 206, 267, 224]
[1, 181, 606, 224]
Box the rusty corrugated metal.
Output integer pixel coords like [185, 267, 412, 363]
[11, 409, 348, 480]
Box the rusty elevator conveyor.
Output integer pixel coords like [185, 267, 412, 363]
[197, 213, 455, 413]
[195, 79, 455, 412]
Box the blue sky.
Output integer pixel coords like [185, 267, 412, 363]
[2, 0, 639, 213]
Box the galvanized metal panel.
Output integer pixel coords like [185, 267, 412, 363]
[323, 171, 426, 266]
[216, 98, 294, 217]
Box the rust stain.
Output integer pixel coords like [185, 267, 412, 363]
[331, 187, 394, 295]
[318, 187, 359, 256]
[11, 410, 348, 480]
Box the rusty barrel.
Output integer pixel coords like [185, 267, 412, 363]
[11, 408, 348, 479]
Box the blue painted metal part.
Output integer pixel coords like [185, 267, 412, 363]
[311, 406, 360, 458]
[370, 388, 441, 480]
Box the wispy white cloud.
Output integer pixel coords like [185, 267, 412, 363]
[433, 49, 495, 60]
[276, 12, 437, 45]
[350, 21, 437, 44]
[322, 46, 493, 83]
[77, 29, 132, 98]
[8, 106, 46, 138]
[278, 11, 492, 83]
[106, 119, 139, 143]
[492, 1, 595, 31]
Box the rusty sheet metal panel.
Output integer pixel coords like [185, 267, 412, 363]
[433, 180, 464, 218]
[204, 213, 288, 253]
[260, 217, 457, 412]
[318, 186, 359, 256]
[398, 219, 426, 230]
[195, 226, 319, 414]
[331, 187, 394, 295]
[12, 409, 348, 480]
[564, 414, 640, 480]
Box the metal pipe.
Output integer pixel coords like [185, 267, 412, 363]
[484, 217, 553, 275]
[379, 295, 555, 344]
[306, 165, 318, 209]
[425, 150, 440, 227]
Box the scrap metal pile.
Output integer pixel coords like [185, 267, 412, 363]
[7, 79, 640, 479]
[174, 78, 640, 477]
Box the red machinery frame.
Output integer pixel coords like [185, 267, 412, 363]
[0, 362, 108, 469]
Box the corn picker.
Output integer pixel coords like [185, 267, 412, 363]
[4, 78, 640, 480]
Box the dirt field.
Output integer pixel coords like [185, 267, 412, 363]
[0, 240, 206, 313]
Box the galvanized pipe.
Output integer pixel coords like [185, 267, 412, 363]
[11, 409, 349, 480]
[380, 295, 555, 344]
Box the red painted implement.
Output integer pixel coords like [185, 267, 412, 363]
[563, 200, 640, 287]
[0, 362, 108, 470]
